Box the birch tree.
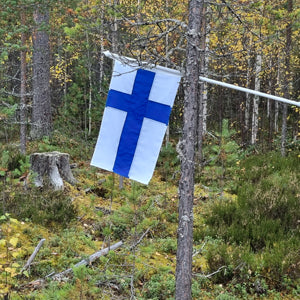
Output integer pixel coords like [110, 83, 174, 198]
[281, 0, 293, 156]
[251, 52, 262, 145]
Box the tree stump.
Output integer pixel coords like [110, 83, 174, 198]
[30, 151, 77, 190]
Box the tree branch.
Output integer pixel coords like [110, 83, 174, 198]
[21, 238, 46, 273]
[50, 241, 123, 281]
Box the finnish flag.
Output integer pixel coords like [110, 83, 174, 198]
[91, 59, 181, 184]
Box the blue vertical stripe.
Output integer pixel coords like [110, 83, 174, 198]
[105, 68, 172, 178]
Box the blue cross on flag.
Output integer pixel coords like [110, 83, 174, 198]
[91, 59, 181, 184]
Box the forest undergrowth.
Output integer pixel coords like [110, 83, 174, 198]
[0, 129, 299, 299]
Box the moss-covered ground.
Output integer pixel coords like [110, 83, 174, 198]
[0, 133, 299, 299]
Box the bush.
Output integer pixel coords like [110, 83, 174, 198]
[143, 272, 175, 300]
[0, 186, 77, 227]
[204, 152, 299, 249]
[200, 152, 300, 289]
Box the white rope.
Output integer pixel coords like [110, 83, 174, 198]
[103, 50, 300, 107]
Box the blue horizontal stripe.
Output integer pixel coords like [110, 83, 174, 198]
[105, 68, 171, 178]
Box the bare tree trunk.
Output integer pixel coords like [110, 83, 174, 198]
[165, 0, 170, 145]
[267, 58, 272, 118]
[110, 0, 118, 53]
[281, 0, 293, 157]
[175, 0, 203, 299]
[85, 31, 93, 137]
[109, 0, 124, 189]
[202, 12, 210, 135]
[20, 10, 27, 154]
[30, 5, 52, 139]
[251, 52, 262, 145]
[197, 3, 208, 162]
[99, 1, 105, 95]
[245, 51, 251, 134]
[275, 57, 280, 133]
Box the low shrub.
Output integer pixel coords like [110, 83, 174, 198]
[0, 186, 77, 227]
[201, 152, 300, 290]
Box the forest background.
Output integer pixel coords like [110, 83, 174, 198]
[0, 0, 299, 299]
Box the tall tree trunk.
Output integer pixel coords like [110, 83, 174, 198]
[109, 0, 124, 189]
[281, 0, 293, 157]
[245, 50, 252, 136]
[110, 0, 118, 53]
[20, 10, 27, 154]
[197, 2, 209, 162]
[85, 31, 92, 137]
[275, 57, 280, 133]
[175, 0, 203, 299]
[267, 58, 272, 119]
[99, 1, 105, 95]
[165, 0, 170, 145]
[30, 5, 52, 139]
[202, 8, 210, 135]
[251, 52, 262, 145]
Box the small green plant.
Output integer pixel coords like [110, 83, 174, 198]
[157, 142, 180, 182]
[199, 119, 241, 192]
[142, 272, 175, 300]
[215, 292, 239, 300]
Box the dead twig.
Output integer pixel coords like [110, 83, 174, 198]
[21, 238, 46, 273]
[193, 265, 226, 279]
[50, 241, 123, 281]
[130, 228, 151, 250]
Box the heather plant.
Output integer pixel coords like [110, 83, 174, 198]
[201, 152, 300, 291]
[0, 185, 77, 227]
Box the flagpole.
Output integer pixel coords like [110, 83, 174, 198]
[199, 76, 300, 107]
[103, 50, 300, 108]
[103, 50, 182, 76]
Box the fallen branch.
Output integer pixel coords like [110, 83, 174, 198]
[51, 241, 123, 281]
[192, 241, 206, 257]
[21, 238, 46, 273]
[193, 265, 226, 279]
[130, 228, 151, 250]
[24, 241, 123, 289]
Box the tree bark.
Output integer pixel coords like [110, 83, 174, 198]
[202, 7, 210, 135]
[281, 0, 293, 157]
[197, 2, 210, 162]
[30, 4, 52, 139]
[86, 31, 93, 137]
[30, 151, 77, 190]
[20, 9, 27, 154]
[175, 0, 203, 299]
[275, 56, 281, 133]
[244, 45, 252, 139]
[251, 52, 262, 145]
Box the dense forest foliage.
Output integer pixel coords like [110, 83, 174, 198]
[0, 0, 299, 299]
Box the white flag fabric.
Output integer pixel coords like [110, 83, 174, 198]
[91, 59, 181, 184]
